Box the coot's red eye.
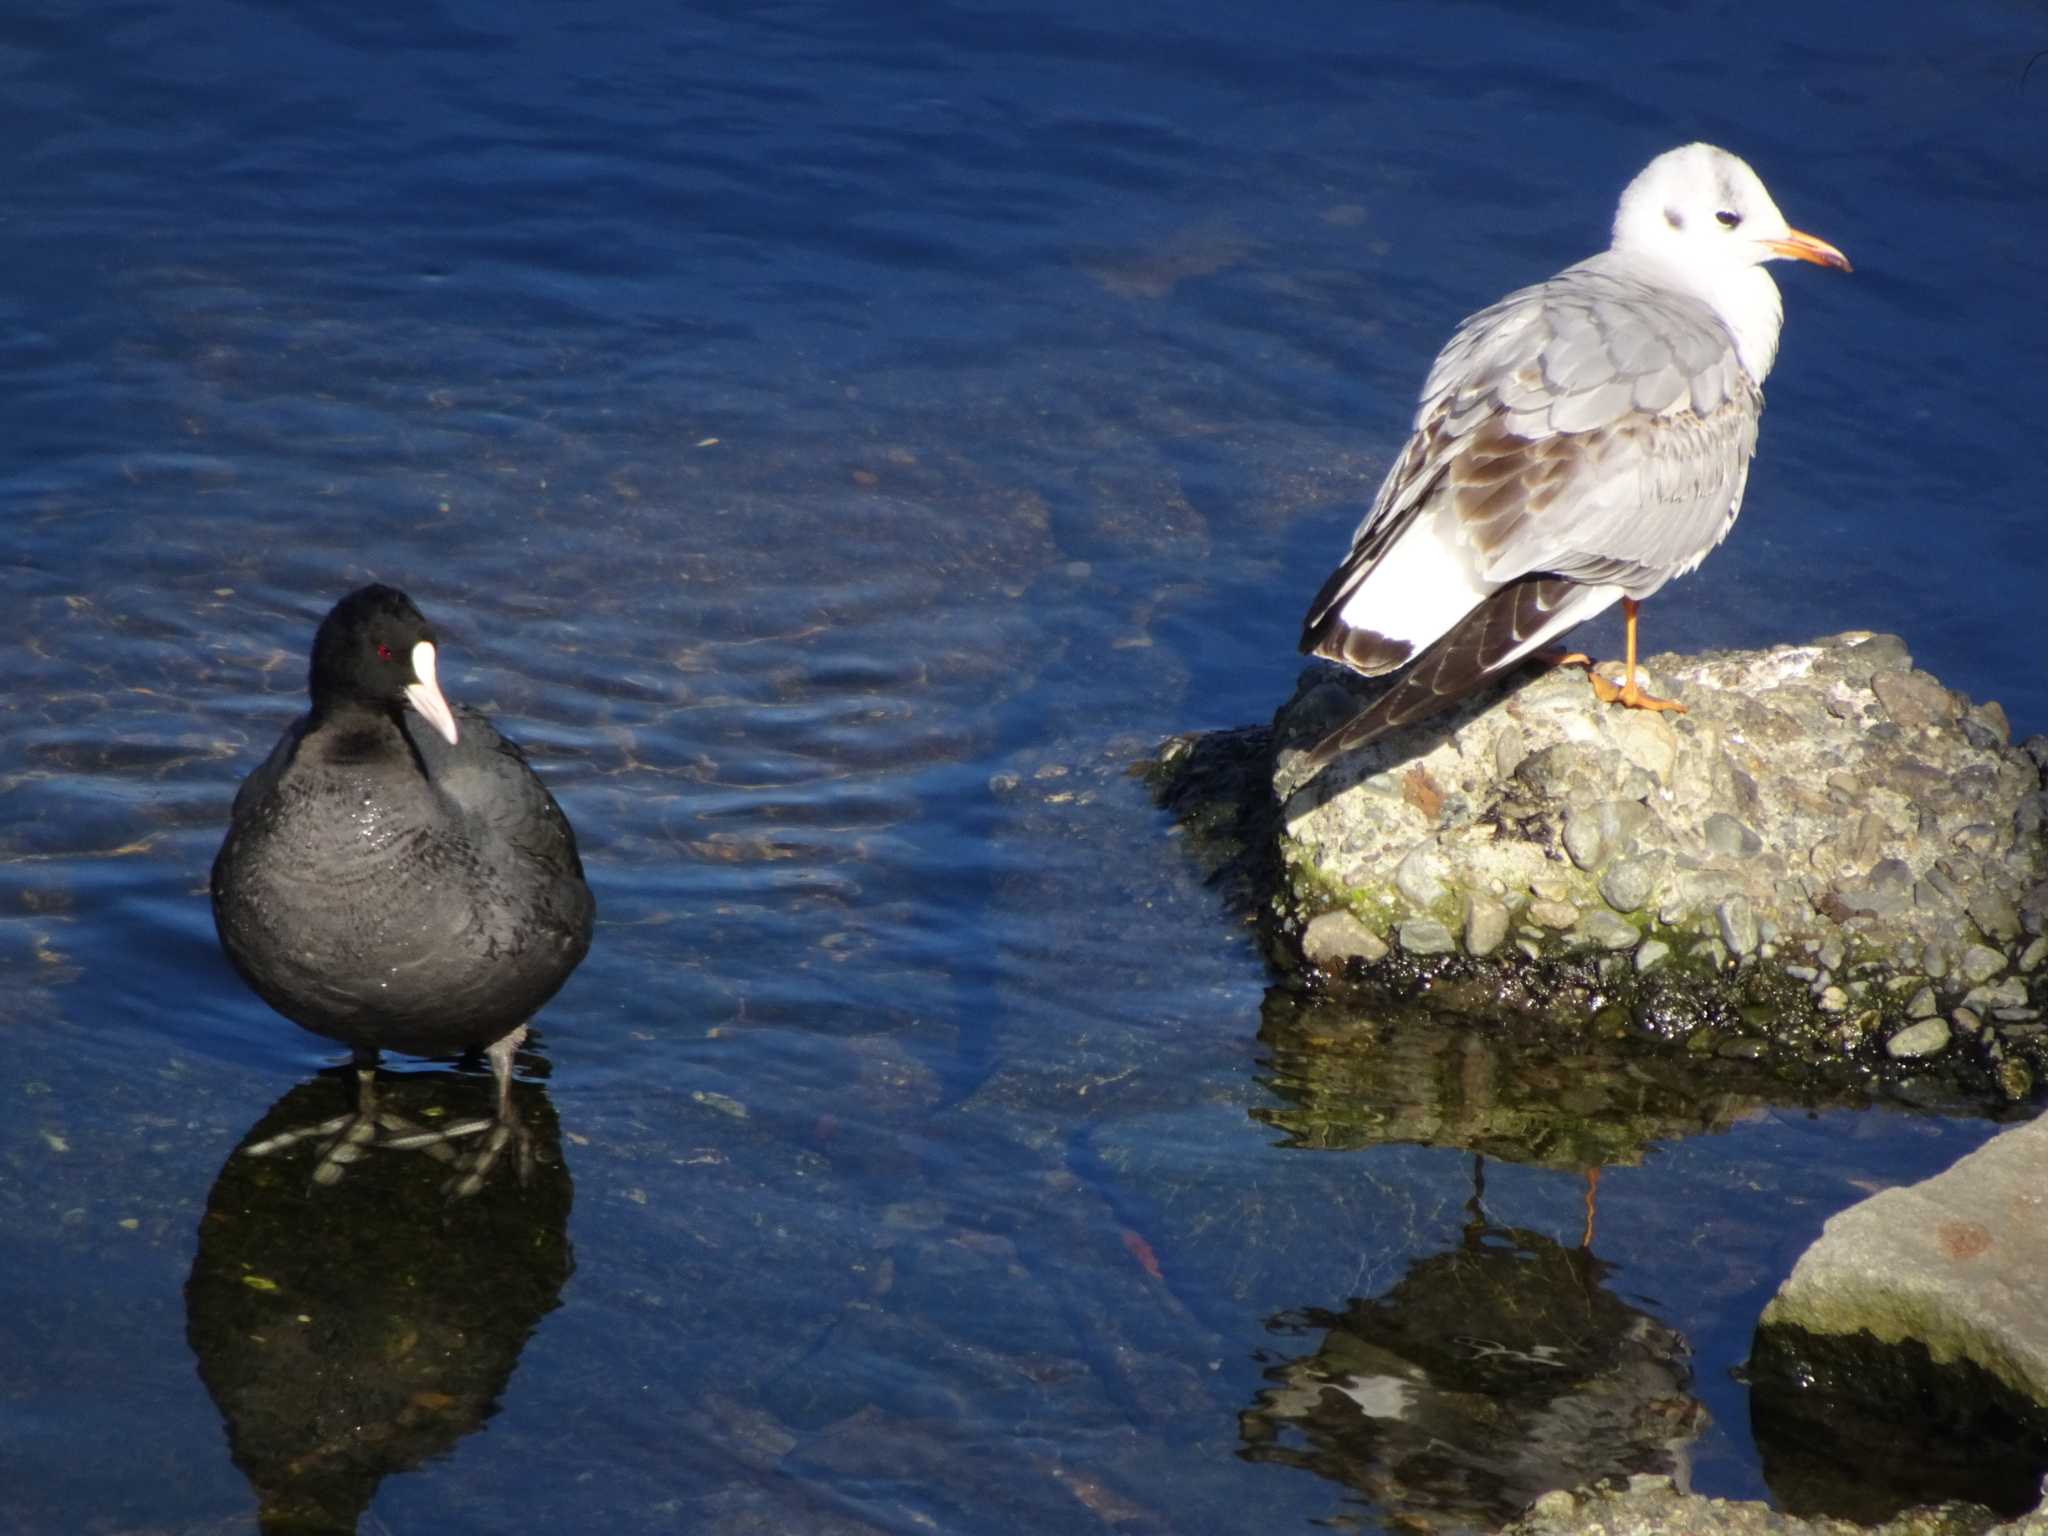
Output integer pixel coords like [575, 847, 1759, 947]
[376, 643, 396, 662]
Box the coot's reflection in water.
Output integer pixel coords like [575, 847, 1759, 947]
[185, 1070, 573, 1535]
[1239, 1159, 1701, 1529]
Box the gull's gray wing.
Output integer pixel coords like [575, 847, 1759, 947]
[1301, 255, 1763, 666]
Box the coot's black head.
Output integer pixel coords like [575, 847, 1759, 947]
[307, 584, 460, 745]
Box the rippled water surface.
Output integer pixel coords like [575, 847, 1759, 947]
[5, 2, 2045, 1530]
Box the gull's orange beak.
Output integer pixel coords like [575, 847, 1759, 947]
[1766, 227, 1852, 272]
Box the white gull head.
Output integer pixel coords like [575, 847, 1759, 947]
[1608, 142, 1849, 385]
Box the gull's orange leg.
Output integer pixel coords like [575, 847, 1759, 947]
[1583, 598, 1686, 715]
[1581, 1166, 1599, 1249]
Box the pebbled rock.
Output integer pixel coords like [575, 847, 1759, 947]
[1262, 635, 2047, 1053]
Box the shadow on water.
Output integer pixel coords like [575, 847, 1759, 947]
[1240, 1158, 1700, 1531]
[186, 1070, 573, 1535]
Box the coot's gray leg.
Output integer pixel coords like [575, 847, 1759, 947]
[444, 1026, 533, 1198]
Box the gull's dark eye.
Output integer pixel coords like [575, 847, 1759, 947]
[376, 643, 396, 662]
[1715, 209, 1742, 229]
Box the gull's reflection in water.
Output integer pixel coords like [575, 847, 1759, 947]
[186, 1068, 573, 1535]
[1239, 1158, 1701, 1531]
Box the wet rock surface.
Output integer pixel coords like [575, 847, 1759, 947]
[1155, 633, 2048, 1101]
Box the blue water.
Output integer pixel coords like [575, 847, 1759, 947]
[3, 2, 2044, 1530]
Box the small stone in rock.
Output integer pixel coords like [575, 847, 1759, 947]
[1887, 1018, 1952, 1058]
[1599, 857, 1654, 914]
[1302, 911, 1388, 967]
[1634, 938, 1670, 973]
[1906, 986, 1937, 1019]
[1464, 894, 1509, 958]
[1716, 896, 1759, 957]
[1562, 808, 1605, 871]
[1871, 668, 1954, 729]
[1398, 918, 1456, 956]
[1580, 910, 1638, 951]
[1968, 890, 2023, 944]
[2022, 937, 2048, 974]
[1951, 823, 1999, 855]
[1703, 812, 1762, 859]
[1818, 985, 1848, 1013]
[1963, 978, 2030, 1012]
[1395, 846, 1446, 910]
[1527, 899, 1578, 930]
[1959, 944, 2009, 985]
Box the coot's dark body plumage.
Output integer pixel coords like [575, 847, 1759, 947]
[211, 585, 593, 1189]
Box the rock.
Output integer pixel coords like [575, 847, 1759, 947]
[1395, 845, 1447, 910]
[1397, 918, 1456, 956]
[1970, 889, 2024, 944]
[1579, 910, 1638, 951]
[1703, 812, 1762, 859]
[1870, 667, 1955, 729]
[1960, 944, 2009, 984]
[1599, 857, 1655, 915]
[2022, 937, 2048, 974]
[1301, 911, 1388, 967]
[1817, 986, 1848, 1014]
[1884, 1018, 1951, 1058]
[1633, 938, 1670, 973]
[1963, 977, 2030, 1013]
[1258, 635, 2048, 1012]
[1906, 986, 1937, 1019]
[1759, 1113, 2048, 1407]
[1562, 807, 1605, 871]
[1715, 896, 1758, 958]
[1464, 894, 1509, 958]
[2024, 882, 2048, 938]
[1503, 1473, 2048, 1535]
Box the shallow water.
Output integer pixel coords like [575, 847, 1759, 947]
[4, 2, 2046, 1530]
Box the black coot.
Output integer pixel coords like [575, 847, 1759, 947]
[211, 584, 594, 1192]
